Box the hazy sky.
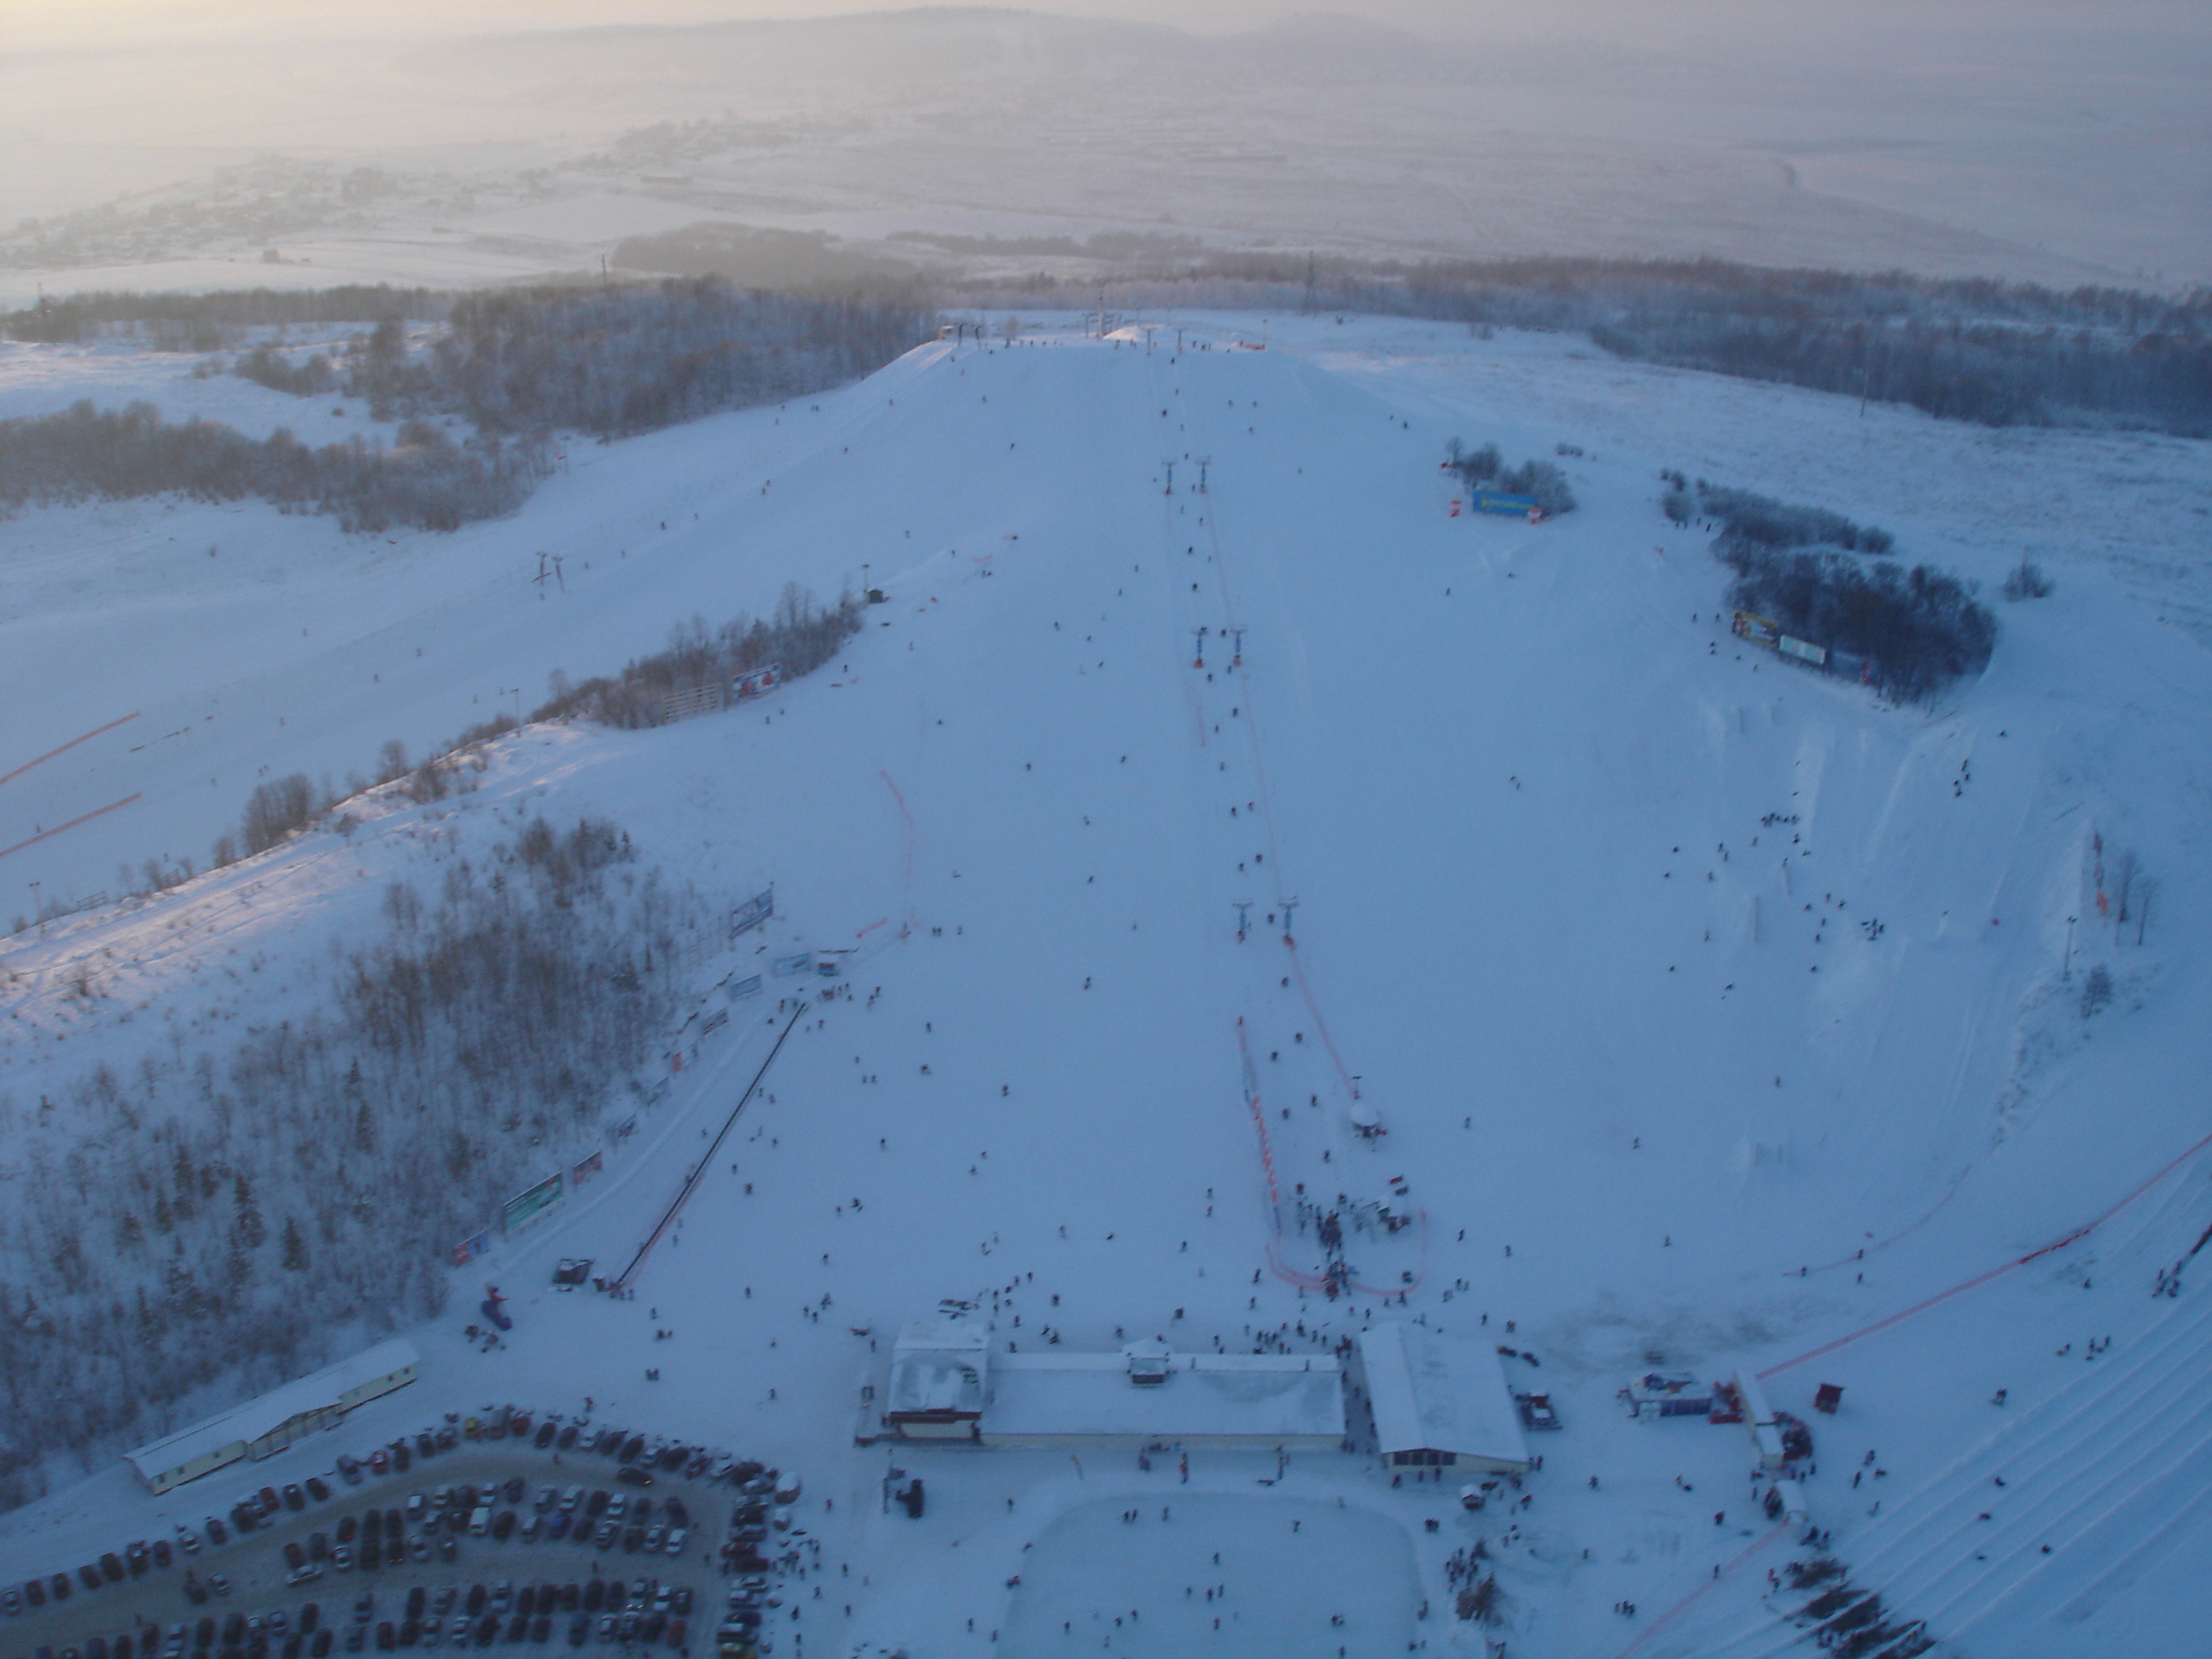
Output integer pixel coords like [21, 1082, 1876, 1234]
[2, 0, 2203, 282]
[5, 0, 2188, 50]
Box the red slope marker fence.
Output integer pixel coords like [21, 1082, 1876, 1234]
[1758, 1124, 2212, 1381]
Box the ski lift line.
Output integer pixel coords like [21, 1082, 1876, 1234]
[0, 711, 140, 791]
[610, 998, 809, 1293]
[0, 794, 144, 863]
[1758, 1123, 2212, 1382]
[1176, 375, 1359, 1104]
[1610, 1520, 1791, 1659]
[1158, 358, 1414, 1302]
[878, 768, 917, 894]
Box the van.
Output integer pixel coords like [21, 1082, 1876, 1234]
[468, 1509, 492, 1539]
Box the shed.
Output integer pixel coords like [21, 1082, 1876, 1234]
[1358, 1324, 1531, 1475]
[125, 1338, 418, 1493]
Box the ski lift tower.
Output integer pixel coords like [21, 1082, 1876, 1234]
[1191, 626, 1209, 669]
[1279, 898, 1300, 946]
[1233, 900, 1254, 942]
[1228, 627, 1247, 667]
[1163, 460, 1175, 496]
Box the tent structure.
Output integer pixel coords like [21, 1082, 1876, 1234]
[1357, 1323, 1531, 1475]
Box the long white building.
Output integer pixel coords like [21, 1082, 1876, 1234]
[883, 1316, 1343, 1449]
[125, 1338, 419, 1493]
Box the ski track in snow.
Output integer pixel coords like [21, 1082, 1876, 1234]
[2, 313, 2209, 1656]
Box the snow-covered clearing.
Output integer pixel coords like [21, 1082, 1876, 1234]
[2, 315, 2209, 1657]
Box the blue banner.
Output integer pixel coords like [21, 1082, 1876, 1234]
[731, 887, 774, 938]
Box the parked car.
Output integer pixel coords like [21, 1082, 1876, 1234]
[614, 1470, 651, 1489]
[284, 1486, 306, 1512]
[491, 1512, 515, 1542]
[206, 1517, 230, 1545]
[208, 1575, 230, 1598]
[336, 1458, 362, 1486]
[369, 1452, 389, 1476]
[306, 1477, 332, 1503]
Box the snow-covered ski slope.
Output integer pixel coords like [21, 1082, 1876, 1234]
[3, 317, 2209, 1656]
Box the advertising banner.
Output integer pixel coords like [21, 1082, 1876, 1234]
[732, 663, 784, 702]
[1778, 635, 1827, 667]
[1732, 609, 1782, 647]
[611, 1114, 640, 1142]
[729, 973, 764, 1000]
[1473, 491, 1538, 517]
[501, 1173, 563, 1235]
[451, 1230, 492, 1267]
[572, 1151, 603, 1186]
[773, 952, 814, 977]
[730, 887, 773, 938]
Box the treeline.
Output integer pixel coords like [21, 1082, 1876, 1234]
[1665, 474, 1892, 553]
[958, 254, 2212, 436]
[1443, 439, 1576, 515]
[0, 280, 929, 531]
[0, 400, 544, 533]
[1683, 476, 1997, 702]
[0, 815, 704, 1506]
[1, 285, 439, 348]
[534, 584, 864, 729]
[351, 279, 931, 436]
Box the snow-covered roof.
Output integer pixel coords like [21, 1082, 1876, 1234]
[1358, 1324, 1530, 1470]
[981, 1350, 1343, 1446]
[125, 1338, 419, 1480]
[888, 1318, 989, 1418]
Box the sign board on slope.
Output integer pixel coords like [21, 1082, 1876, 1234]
[451, 1230, 493, 1267]
[1732, 609, 1782, 647]
[1472, 491, 1538, 518]
[1778, 635, 1827, 667]
[731, 888, 773, 938]
[733, 664, 784, 702]
[773, 952, 814, 977]
[729, 973, 764, 1000]
[502, 1173, 563, 1235]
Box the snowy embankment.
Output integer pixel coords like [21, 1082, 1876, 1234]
[2, 317, 2209, 1657]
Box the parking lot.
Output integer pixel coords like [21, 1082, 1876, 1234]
[4, 1424, 792, 1659]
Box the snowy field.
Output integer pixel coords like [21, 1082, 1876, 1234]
[2, 314, 2209, 1658]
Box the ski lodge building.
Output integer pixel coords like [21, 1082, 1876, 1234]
[882, 1317, 1343, 1450]
[1356, 1323, 1532, 1475]
[125, 1339, 419, 1494]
